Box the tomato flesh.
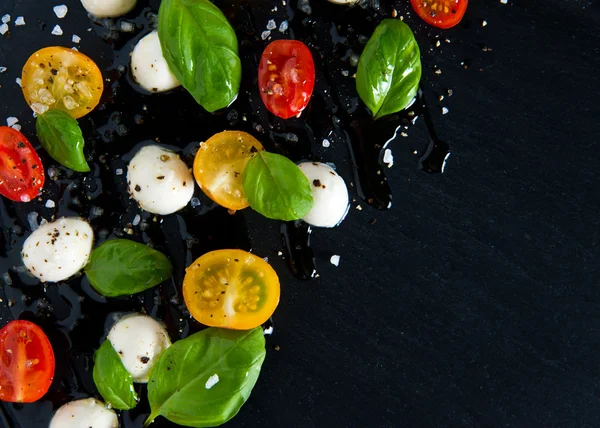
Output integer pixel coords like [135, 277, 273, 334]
[183, 250, 280, 330]
[258, 40, 315, 119]
[21, 47, 104, 119]
[0, 127, 45, 203]
[410, 0, 468, 29]
[193, 131, 264, 211]
[0, 320, 55, 403]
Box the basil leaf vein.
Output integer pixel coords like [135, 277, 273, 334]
[35, 110, 90, 172]
[84, 239, 172, 297]
[242, 151, 313, 221]
[144, 327, 266, 428]
[356, 19, 422, 120]
[93, 340, 138, 410]
[158, 0, 241, 112]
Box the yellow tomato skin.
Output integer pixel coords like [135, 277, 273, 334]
[183, 249, 280, 330]
[193, 131, 264, 211]
[21, 47, 104, 119]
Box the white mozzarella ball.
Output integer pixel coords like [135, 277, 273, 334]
[131, 31, 180, 93]
[127, 145, 194, 215]
[21, 218, 93, 282]
[80, 0, 136, 18]
[298, 162, 349, 228]
[107, 313, 171, 383]
[49, 398, 118, 428]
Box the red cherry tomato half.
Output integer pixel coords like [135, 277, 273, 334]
[0, 127, 45, 202]
[258, 40, 315, 119]
[410, 0, 468, 29]
[0, 320, 55, 403]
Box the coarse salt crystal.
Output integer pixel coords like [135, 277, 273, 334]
[119, 21, 135, 32]
[53, 5, 68, 19]
[0, 23, 8, 35]
[1, 14, 10, 24]
[330, 255, 340, 267]
[442, 107, 449, 115]
[51, 25, 63, 35]
[500, 0, 507, 3]
[279, 20, 288, 32]
[132, 214, 141, 226]
[482, 20, 488, 27]
[341, 70, 349, 76]
[205, 374, 219, 389]
[6, 117, 18, 127]
[264, 326, 274, 335]
[15, 16, 25, 26]
[266, 19, 276, 30]
[261, 30, 271, 40]
[16, 77, 22, 86]
[45, 200, 56, 208]
[356, 205, 362, 211]
[115, 168, 123, 176]
[72, 34, 81, 43]
[11, 124, 21, 131]
[383, 149, 394, 168]
[0, 66, 6, 73]
[322, 139, 330, 148]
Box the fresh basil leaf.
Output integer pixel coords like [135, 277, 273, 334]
[158, 0, 241, 112]
[35, 110, 90, 172]
[356, 19, 422, 120]
[242, 151, 313, 221]
[85, 239, 172, 297]
[93, 340, 138, 410]
[144, 327, 266, 428]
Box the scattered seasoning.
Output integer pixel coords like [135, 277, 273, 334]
[356, 205, 362, 211]
[330, 255, 340, 267]
[442, 107, 449, 115]
[72, 34, 80, 43]
[383, 149, 394, 168]
[0, 66, 6, 73]
[53, 5, 68, 19]
[6, 117, 18, 127]
[0, 23, 8, 35]
[266, 19, 276, 30]
[261, 30, 271, 40]
[51, 24, 63, 36]
[1, 14, 10, 24]
[482, 20, 488, 27]
[15, 16, 25, 26]
[140, 356, 150, 364]
[279, 20, 288, 32]
[115, 168, 123, 175]
[45, 200, 55, 208]
[322, 139, 331, 148]
[134, 185, 141, 192]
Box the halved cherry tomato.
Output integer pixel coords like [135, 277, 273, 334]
[258, 40, 315, 119]
[0, 127, 45, 203]
[193, 131, 264, 211]
[21, 47, 104, 119]
[410, 0, 468, 29]
[183, 249, 280, 330]
[0, 320, 55, 403]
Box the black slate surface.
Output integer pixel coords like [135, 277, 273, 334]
[0, 0, 599, 427]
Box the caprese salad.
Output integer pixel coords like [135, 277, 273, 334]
[0, 0, 469, 426]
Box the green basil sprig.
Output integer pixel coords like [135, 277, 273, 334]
[93, 340, 138, 410]
[35, 109, 90, 172]
[242, 151, 313, 221]
[158, 0, 241, 112]
[356, 19, 422, 120]
[144, 327, 266, 428]
[84, 239, 173, 297]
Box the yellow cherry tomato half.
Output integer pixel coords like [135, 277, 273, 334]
[21, 47, 104, 119]
[183, 249, 280, 330]
[193, 131, 264, 211]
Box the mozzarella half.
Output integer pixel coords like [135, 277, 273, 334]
[21, 218, 93, 282]
[79, 0, 137, 18]
[127, 145, 194, 215]
[298, 162, 350, 228]
[107, 313, 171, 383]
[49, 398, 118, 428]
[131, 31, 180, 93]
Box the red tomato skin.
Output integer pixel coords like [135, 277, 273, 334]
[0, 127, 45, 202]
[258, 40, 316, 119]
[0, 320, 55, 403]
[410, 0, 468, 29]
